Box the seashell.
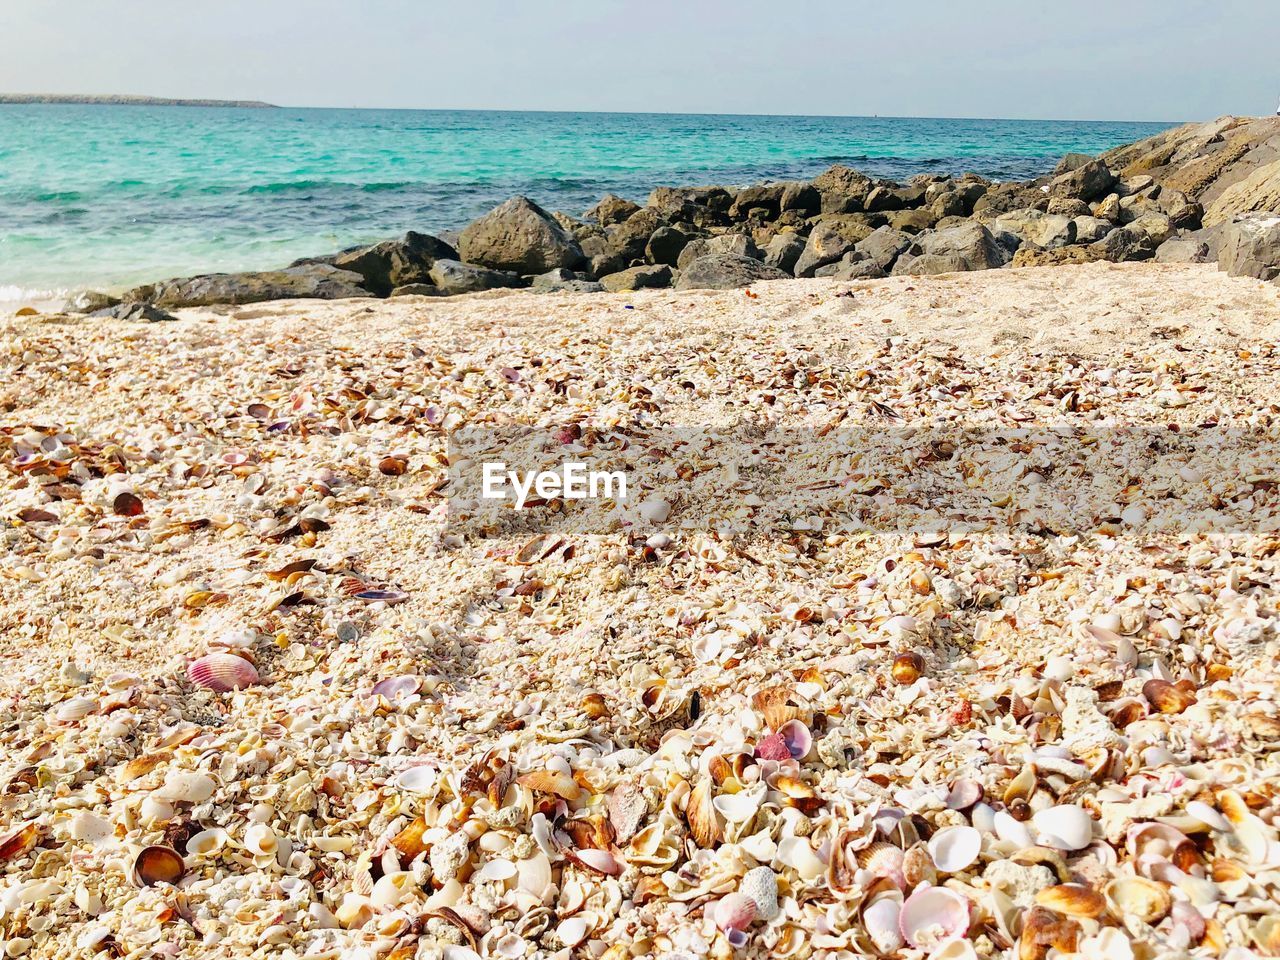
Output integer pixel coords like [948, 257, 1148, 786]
[1104, 876, 1170, 923]
[186, 653, 259, 692]
[778, 835, 826, 882]
[1003, 765, 1036, 805]
[863, 892, 905, 954]
[475, 858, 517, 882]
[371, 675, 419, 701]
[1185, 800, 1229, 833]
[754, 731, 792, 762]
[902, 842, 937, 888]
[1032, 805, 1094, 851]
[1035, 884, 1105, 919]
[1107, 697, 1147, 729]
[112, 491, 144, 517]
[186, 828, 228, 857]
[517, 853, 552, 898]
[156, 772, 216, 803]
[637, 498, 671, 523]
[132, 845, 184, 887]
[396, 766, 438, 795]
[994, 811, 1034, 848]
[244, 823, 278, 858]
[752, 685, 809, 731]
[946, 779, 983, 811]
[928, 824, 982, 873]
[378, 455, 409, 476]
[69, 812, 112, 844]
[354, 588, 408, 604]
[775, 775, 823, 814]
[1018, 905, 1080, 960]
[556, 916, 589, 948]
[138, 795, 173, 825]
[712, 892, 758, 932]
[580, 692, 610, 720]
[739, 866, 780, 922]
[570, 848, 621, 876]
[686, 776, 721, 848]
[1142, 679, 1195, 714]
[607, 782, 646, 843]
[713, 789, 762, 825]
[691, 633, 723, 664]
[517, 769, 581, 802]
[858, 841, 906, 888]
[899, 885, 969, 949]
[123, 752, 169, 783]
[390, 817, 428, 859]
[777, 719, 813, 760]
[892, 652, 926, 685]
[55, 697, 98, 723]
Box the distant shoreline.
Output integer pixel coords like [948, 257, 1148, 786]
[0, 94, 277, 108]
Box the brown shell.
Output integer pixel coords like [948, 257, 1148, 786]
[752, 685, 809, 731]
[891, 652, 926, 685]
[1018, 906, 1081, 960]
[123, 752, 169, 782]
[516, 769, 582, 802]
[0, 822, 42, 862]
[580, 692, 610, 720]
[391, 816, 428, 859]
[133, 845, 185, 887]
[686, 776, 721, 848]
[1143, 679, 1196, 715]
[1034, 884, 1106, 919]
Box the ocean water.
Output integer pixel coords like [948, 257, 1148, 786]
[0, 105, 1174, 300]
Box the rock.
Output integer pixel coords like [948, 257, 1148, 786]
[892, 222, 1011, 275]
[389, 284, 445, 297]
[90, 302, 177, 322]
[930, 182, 988, 218]
[1032, 214, 1077, 249]
[829, 257, 889, 280]
[605, 208, 666, 265]
[1054, 153, 1095, 175]
[1156, 189, 1204, 229]
[1204, 158, 1280, 227]
[779, 182, 821, 216]
[458, 196, 586, 274]
[1094, 194, 1123, 222]
[1217, 215, 1280, 280]
[1011, 245, 1105, 268]
[973, 182, 1049, 220]
[1072, 216, 1114, 244]
[812, 165, 873, 213]
[729, 184, 786, 220]
[330, 231, 458, 297]
[1088, 226, 1158, 263]
[673, 254, 789, 290]
[1126, 212, 1175, 247]
[1154, 236, 1212, 264]
[1047, 197, 1090, 218]
[887, 208, 939, 234]
[762, 233, 806, 274]
[426, 259, 522, 295]
[134, 264, 372, 308]
[64, 290, 120, 314]
[599, 264, 673, 292]
[794, 215, 877, 277]
[1049, 159, 1116, 203]
[676, 234, 762, 270]
[865, 183, 924, 213]
[853, 226, 913, 273]
[645, 225, 693, 266]
[585, 194, 640, 226]
[529, 269, 604, 293]
[647, 186, 732, 227]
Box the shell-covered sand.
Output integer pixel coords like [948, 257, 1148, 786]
[2, 262, 1280, 959]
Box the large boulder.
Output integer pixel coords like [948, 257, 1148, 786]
[1054, 153, 1095, 175]
[458, 197, 586, 274]
[427, 260, 522, 295]
[90, 302, 177, 322]
[677, 233, 762, 270]
[645, 225, 693, 266]
[1087, 226, 1158, 262]
[762, 233, 807, 273]
[65, 290, 120, 314]
[973, 182, 1049, 220]
[1072, 216, 1114, 243]
[794, 215, 877, 277]
[328, 231, 458, 297]
[887, 208, 939, 234]
[647, 185, 733, 227]
[1203, 158, 1280, 227]
[674, 254, 789, 290]
[1217, 215, 1280, 280]
[130, 264, 372, 308]
[529, 268, 604, 293]
[585, 194, 641, 226]
[600, 264, 673, 292]
[728, 183, 786, 220]
[854, 226, 913, 273]
[892, 222, 1011, 275]
[812, 165, 874, 213]
[929, 181, 988, 218]
[1049, 159, 1116, 203]
[604, 208, 666, 266]
[1154, 236, 1212, 264]
[780, 181, 822, 216]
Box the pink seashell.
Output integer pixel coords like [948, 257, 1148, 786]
[186, 653, 259, 692]
[574, 848, 622, 876]
[864, 894, 905, 954]
[899, 886, 970, 949]
[755, 732, 791, 762]
[778, 719, 812, 760]
[370, 675, 420, 701]
[712, 892, 758, 932]
[945, 779, 984, 811]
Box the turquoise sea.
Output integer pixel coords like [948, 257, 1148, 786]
[0, 105, 1175, 300]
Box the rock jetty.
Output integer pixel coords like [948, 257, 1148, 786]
[72, 115, 1280, 315]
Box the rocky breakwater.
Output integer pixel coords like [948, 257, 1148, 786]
[66, 115, 1280, 318]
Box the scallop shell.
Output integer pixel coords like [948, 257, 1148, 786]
[133, 845, 184, 887]
[1032, 805, 1094, 851]
[858, 841, 906, 888]
[928, 825, 982, 873]
[55, 697, 98, 723]
[1035, 884, 1106, 919]
[186, 653, 259, 692]
[1104, 876, 1171, 923]
[739, 866, 780, 922]
[712, 892, 757, 932]
[686, 776, 722, 848]
[899, 885, 969, 949]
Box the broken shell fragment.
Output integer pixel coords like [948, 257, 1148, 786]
[1142, 679, 1196, 715]
[517, 769, 582, 802]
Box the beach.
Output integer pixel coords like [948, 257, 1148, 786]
[3, 261, 1280, 957]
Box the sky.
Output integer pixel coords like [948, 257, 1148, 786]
[1, 0, 1275, 121]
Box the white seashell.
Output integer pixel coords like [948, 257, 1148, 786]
[56, 697, 98, 723]
[244, 823, 278, 857]
[186, 652, 259, 692]
[138, 796, 173, 825]
[929, 938, 978, 960]
[574, 848, 621, 876]
[691, 632, 723, 664]
[713, 790, 762, 824]
[864, 895, 904, 954]
[492, 933, 528, 959]
[637, 498, 671, 523]
[475, 858, 517, 882]
[186, 828, 228, 856]
[517, 853, 552, 898]
[68, 812, 112, 844]
[1185, 800, 1229, 832]
[971, 802, 997, 836]
[556, 916, 589, 947]
[370, 675, 420, 701]
[1043, 656, 1074, 682]
[777, 835, 825, 881]
[370, 871, 414, 909]
[395, 766, 437, 794]
[883, 615, 918, 636]
[1033, 805, 1094, 851]
[928, 825, 982, 873]
[993, 810, 1034, 848]
[155, 772, 216, 803]
[899, 885, 970, 949]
